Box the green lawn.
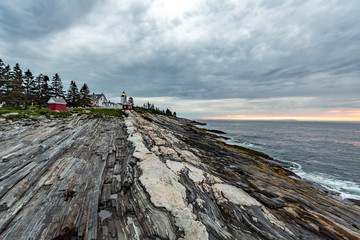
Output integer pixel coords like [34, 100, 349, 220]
[88, 108, 123, 117]
[0, 106, 71, 120]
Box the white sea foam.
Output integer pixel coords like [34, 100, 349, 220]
[240, 142, 258, 148]
[286, 161, 360, 200]
[200, 120, 360, 202]
[229, 142, 360, 200]
[226, 138, 263, 149]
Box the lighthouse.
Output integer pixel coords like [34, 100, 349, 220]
[121, 91, 127, 104]
[121, 91, 133, 110]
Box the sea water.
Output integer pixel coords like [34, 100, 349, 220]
[199, 120, 360, 200]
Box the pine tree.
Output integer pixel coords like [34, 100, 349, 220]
[66, 80, 80, 107]
[40, 75, 50, 107]
[23, 69, 35, 108]
[3, 65, 11, 103]
[33, 74, 43, 106]
[128, 97, 134, 105]
[0, 59, 5, 102]
[8, 63, 24, 106]
[165, 108, 172, 116]
[79, 83, 91, 107]
[34, 74, 51, 107]
[50, 73, 64, 98]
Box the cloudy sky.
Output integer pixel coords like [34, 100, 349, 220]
[1, 0, 359, 120]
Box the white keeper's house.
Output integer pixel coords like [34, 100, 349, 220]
[90, 93, 108, 107]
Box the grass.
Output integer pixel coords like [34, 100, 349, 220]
[34, 108, 71, 118]
[0, 106, 71, 120]
[88, 108, 122, 117]
[134, 107, 148, 114]
[0, 106, 123, 120]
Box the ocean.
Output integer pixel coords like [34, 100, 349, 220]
[199, 120, 360, 200]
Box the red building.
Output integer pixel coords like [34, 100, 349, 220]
[48, 97, 67, 111]
[122, 103, 133, 110]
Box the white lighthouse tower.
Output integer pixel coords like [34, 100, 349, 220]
[121, 91, 127, 104]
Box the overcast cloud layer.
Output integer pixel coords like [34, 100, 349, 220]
[1, 0, 359, 119]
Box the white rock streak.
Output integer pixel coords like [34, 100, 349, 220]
[212, 183, 260, 206]
[125, 112, 292, 238]
[125, 113, 208, 240]
[212, 183, 292, 234]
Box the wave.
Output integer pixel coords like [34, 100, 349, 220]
[226, 138, 263, 149]
[281, 160, 360, 200]
[240, 142, 261, 148]
[222, 134, 360, 201]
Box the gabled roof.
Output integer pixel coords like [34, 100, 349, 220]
[90, 93, 106, 101]
[48, 97, 66, 104]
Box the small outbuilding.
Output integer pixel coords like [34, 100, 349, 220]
[48, 97, 67, 111]
[122, 103, 133, 110]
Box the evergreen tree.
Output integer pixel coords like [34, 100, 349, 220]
[3, 65, 11, 103]
[165, 108, 172, 116]
[128, 97, 134, 105]
[173, 112, 176, 117]
[145, 102, 149, 109]
[34, 74, 51, 107]
[8, 63, 24, 106]
[23, 69, 35, 108]
[40, 75, 50, 107]
[50, 73, 64, 98]
[79, 83, 91, 107]
[0, 59, 5, 102]
[66, 80, 80, 107]
[33, 73, 43, 105]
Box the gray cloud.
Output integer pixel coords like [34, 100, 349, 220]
[0, 0, 359, 118]
[0, 0, 99, 39]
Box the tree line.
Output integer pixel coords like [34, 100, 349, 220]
[0, 58, 92, 108]
[141, 101, 176, 117]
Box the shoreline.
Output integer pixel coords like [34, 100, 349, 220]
[0, 112, 359, 239]
[196, 119, 360, 204]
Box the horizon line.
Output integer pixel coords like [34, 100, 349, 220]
[197, 116, 360, 122]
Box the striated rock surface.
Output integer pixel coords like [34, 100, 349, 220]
[0, 112, 359, 239]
